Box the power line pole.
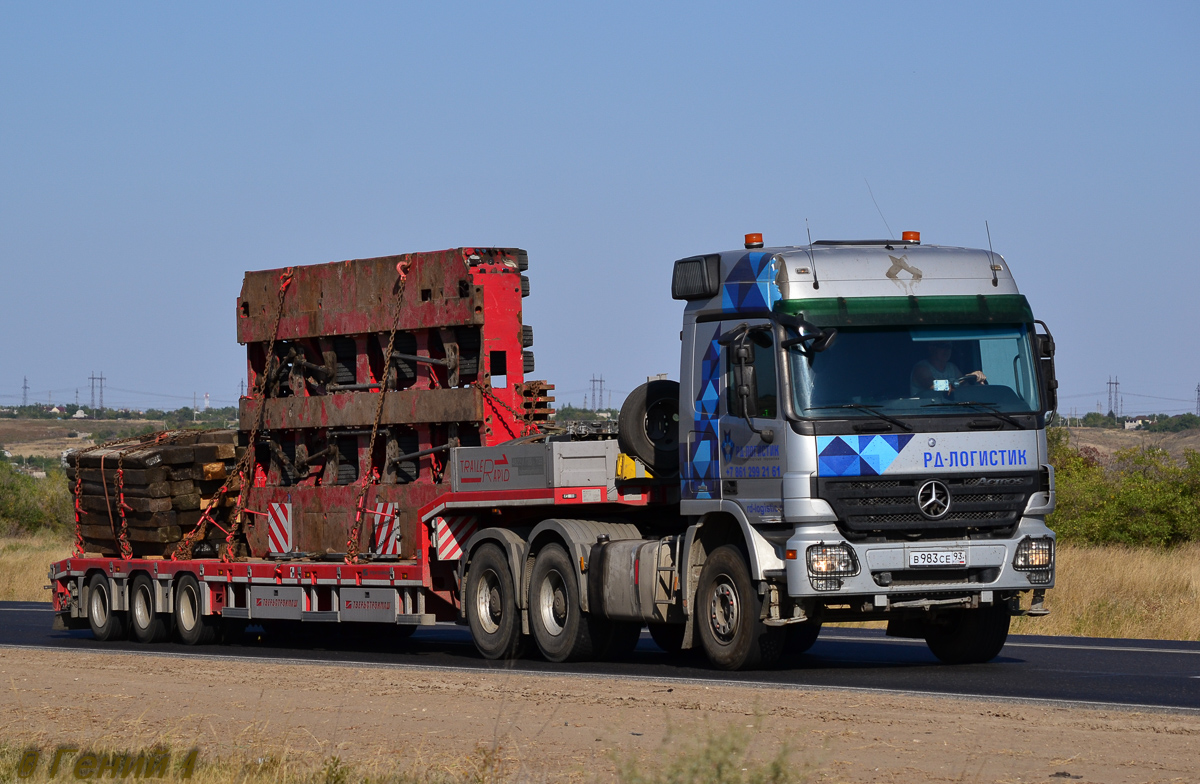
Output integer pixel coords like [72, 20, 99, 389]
[1195, 383, 1199, 416]
[1106, 376, 1119, 417]
[589, 375, 605, 411]
[22, 376, 28, 407]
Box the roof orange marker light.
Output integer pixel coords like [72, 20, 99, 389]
[902, 230, 921, 244]
[744, 233, 764, 249]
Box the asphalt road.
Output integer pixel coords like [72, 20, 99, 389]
[3, 601, 1198, 712]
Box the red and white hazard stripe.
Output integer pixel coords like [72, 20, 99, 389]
[373, 502, 401, 556]
[267, 502, 292, 553]
[433, 516, 476, 560]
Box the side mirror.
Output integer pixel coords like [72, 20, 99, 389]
[1035, 333, 1055, 359]
[1034, 320, 1057, 412]
[731, 363, 759, 419]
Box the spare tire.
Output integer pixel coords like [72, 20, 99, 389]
[618, 380, 680, 477]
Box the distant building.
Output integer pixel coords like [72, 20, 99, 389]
[1124, 418, 1151, 430]
[72, 409, 87, 419]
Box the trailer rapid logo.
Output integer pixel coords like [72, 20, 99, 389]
[459, 454, 510, 483]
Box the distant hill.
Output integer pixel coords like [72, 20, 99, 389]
[1065, 427, 1200, 460]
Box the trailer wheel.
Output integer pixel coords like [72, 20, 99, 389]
[130, 574, 170, 644]
[782, 620, 822, 656]
[529, 543, 604, 662]
[465, 544, 525, 660]
[86, 573, 126, 642]
[924, 607, 1010, 664]
[618, 380, 680, 477]
[174, 574, 219, 646]
[695, 546, 783, 670]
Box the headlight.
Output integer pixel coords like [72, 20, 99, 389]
[806, 543, 859, 577]
[1013, 537, 1054, 570]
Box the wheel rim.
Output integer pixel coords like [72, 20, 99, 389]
[475, 568, 503, 635]
[178, 585, 198, 632]
[133, 584, 152, 630]
[538, 569, 569, 637]
[90, 584, 109, 628]
[644, 398, 678, 449]
[708, 575, 739, 644]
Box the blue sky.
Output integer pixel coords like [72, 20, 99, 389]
[2, 3, 1197, 416]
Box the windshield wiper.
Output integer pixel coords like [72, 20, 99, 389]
[806, 404, 913, 432]
[921, 401, 1027, 429]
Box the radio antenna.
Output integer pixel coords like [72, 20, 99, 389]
[985, 220, 999, 288]
[805, 219, 821, 291]
[865, 178, 894, 240]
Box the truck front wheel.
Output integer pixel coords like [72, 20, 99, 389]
[465, 544, 525, 660]
[130, 574, 170, 643]
[529, 543, 603, 662]
[924, 606, 1010, 664]
[86, 573, 126, 642]
[696, 545, 783, 670]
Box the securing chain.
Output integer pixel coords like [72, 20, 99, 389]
[115, 454, 133, 560]
[472, 380, 540, 438]
[345, 259, 412, 564]
[72, 469, 85, 557]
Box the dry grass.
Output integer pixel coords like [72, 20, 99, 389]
[1010, 542, 1200, 640]
[0, 533, 71, 602]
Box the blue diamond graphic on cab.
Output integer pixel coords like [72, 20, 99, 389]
[721, 429, 735, 463]
[817, 434, 914, 477]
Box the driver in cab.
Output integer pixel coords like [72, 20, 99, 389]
[910, 341, 986, 395]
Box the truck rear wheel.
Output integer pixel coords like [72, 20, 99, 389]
[529, 543, 603, 662]
[86, 573, 126, 642]
[130, 574, 170, 644]
[174, 574, 219, 645]
[924, 606, 1010, 664]
[465, 544, 525, 660]
[618, 380, 680, 477]
[696, 545, 783, 670]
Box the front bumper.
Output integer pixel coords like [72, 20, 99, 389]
[783, 516, 1055, 599]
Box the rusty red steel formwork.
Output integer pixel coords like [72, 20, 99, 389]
[234, 247, 553, 577]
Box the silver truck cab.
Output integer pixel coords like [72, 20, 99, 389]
[673, 232, 1057, 661]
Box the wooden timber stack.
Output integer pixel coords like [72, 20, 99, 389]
[66, 430, 244, 558]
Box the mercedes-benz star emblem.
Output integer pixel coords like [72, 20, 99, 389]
[917, 480, 951, 520]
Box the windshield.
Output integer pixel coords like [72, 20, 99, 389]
[789, 324, 1041, 418]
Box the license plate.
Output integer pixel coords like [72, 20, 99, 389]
[909, 550, 966, 567]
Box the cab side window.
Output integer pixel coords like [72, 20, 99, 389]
[726, 330, 778, 418]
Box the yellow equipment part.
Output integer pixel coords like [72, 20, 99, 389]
[616, 453, 654, 480]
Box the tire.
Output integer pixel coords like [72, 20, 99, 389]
[648, 623, 688, 655]
[528, 543, 604, 662]
[695, 545, 784, 670]
[924, 607, 1010, 664]
[782, 620, 822, 656]
[618, 380, 680, 478]
[130, 574, 170, 644]
[86, 573, 126, 642]
[174, 574, 219, 645]
[597, 621, 643, 661]
[465, 544, 525, 660]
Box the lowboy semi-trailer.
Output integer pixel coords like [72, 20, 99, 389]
[53, 231, 1058, 670]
